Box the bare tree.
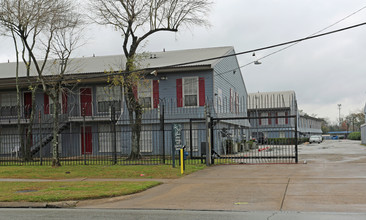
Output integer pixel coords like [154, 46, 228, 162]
[90, 0, 212, 159]
[0, 0, 83, 166]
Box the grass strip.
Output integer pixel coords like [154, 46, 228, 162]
[0, 181, 161, 202]
[0, 164, 206, 179]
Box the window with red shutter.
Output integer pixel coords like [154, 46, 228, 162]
[198, 77, 205, 106]
[268, 112, 272, 125]
[259, 113, 262, 126]
[62, 91, 68, 114]
[153, 80, 159, 108]
[176, 78, 183, 107]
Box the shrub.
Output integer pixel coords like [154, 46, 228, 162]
[348, 132, 361, 140]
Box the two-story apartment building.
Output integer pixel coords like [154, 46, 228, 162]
[298, 113, 323, 138]
[247, 91, 298, 139]
[0, 46, 249, 160]
[247, 91, 322, 140]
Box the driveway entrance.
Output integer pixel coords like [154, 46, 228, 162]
[78, 140, 366, 213]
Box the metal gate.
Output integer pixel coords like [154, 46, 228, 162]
[210, 113, 298, 164]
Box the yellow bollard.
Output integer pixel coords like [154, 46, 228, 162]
[180, 148, 184, 175]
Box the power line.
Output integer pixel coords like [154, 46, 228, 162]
[82, 20, 366, 80]
[2, 20, 366, 88]
[236, 4, 366, 71]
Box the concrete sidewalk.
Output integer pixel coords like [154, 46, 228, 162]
[77, 140, 366, 212]
[76, 163, 366, 212]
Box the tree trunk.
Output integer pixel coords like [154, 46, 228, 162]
[129, 108, 143, 160]
[52, 87, 61, 167]
[24, 88, 36, 161]
[125, 85, 143, 160]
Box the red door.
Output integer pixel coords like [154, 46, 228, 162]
[24, 92, 32, 118]
[80, 88, 92, 116]
[81, 126, 92, 154]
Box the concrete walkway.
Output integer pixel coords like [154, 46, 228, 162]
[77, 140, 366, 212]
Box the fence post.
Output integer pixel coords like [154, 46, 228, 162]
[39, 111, 42, 166]
[295, 115, 298, 163]
[111, 106, 117, 165]
[210, 116, 215, 165]
[160, 102, 165, 164]
[205, 104, 211, 166]
[189, 120, 193, 159]
[82, 108, 86, 165]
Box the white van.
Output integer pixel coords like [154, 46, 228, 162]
[309, 135, 322, 144]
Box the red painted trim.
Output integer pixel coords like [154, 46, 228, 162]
[199, 77, 205, 106]
[268, 112, 272, 125]
[153, 80, 159, 108]
[176, 79, 183, 107]
[62, 91, 68, 114]
[259, 113, 262, 126]
[275, 112, 278, 125]
[81, 126, 92, 154]
[80, 88, 92, 116]
[24, 92, 32, 118]
[285, 112, 289, 124]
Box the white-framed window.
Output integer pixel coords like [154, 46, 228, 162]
[140, 125, 153, 153]
[0, 92, 17, 116]
[184, 123, 199, 152]
[138, 80, 153, 109]
[183, 77, 199, 107]
[261, 112, 269, 126]
[96, 86, 122, 113]
[98, 124, 121, 153]
[278, 112, 285, 125]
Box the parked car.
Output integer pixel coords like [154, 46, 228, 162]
[309, 135, 322, 144]
[252, 132, 267, 144]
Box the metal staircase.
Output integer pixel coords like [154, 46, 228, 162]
[30, 114, 70, 156]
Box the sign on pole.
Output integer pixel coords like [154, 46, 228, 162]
[172, 124, 182, 168]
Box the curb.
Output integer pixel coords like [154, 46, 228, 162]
[0, 201, 78, 208]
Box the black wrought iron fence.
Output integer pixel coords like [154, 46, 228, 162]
[0, 98, 301, 166]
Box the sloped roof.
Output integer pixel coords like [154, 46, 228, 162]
[0, 46, 234, 79]
[247, 91, 296, 109]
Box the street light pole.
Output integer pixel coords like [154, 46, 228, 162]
[337, 104, 342, 127]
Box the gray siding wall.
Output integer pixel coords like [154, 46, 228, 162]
[213, 48, 248, 117]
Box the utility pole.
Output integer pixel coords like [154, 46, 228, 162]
[337, 104, 342, 128]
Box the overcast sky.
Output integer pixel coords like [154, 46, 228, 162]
[1, 0, 366, 123]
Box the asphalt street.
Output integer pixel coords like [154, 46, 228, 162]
[1, 209, 366, 220]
